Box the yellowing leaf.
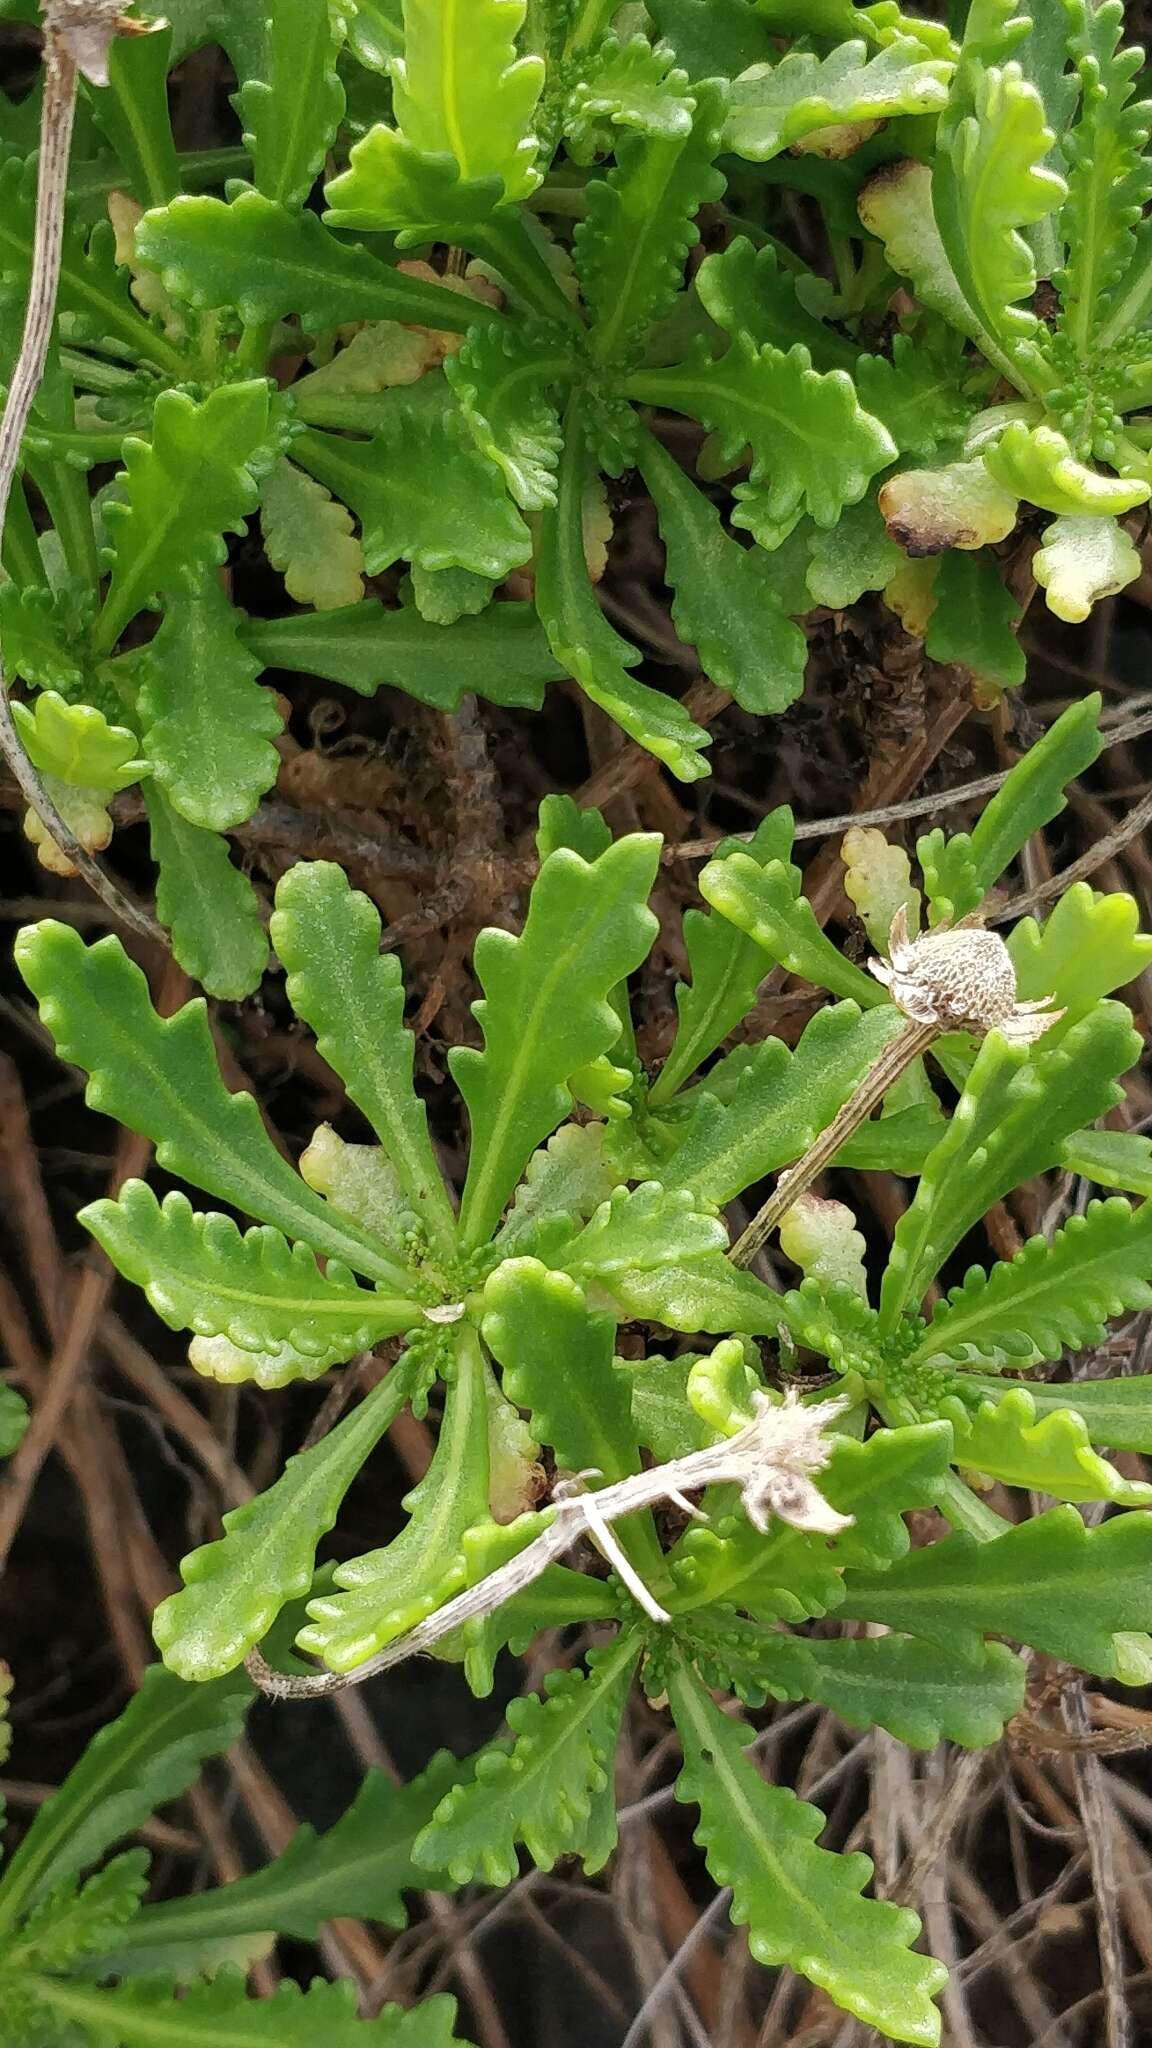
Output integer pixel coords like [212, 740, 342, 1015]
[879, 459, 1017, 553]
[1033, 513, 1142, 621]
[985, 423, 1150, 517]
[261, 458, 366, 610]
[12, 691, 147, 791]
[841, 826, 921, 951]
[23, 781, 114, 875]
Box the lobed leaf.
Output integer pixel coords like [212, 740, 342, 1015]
[576, 80, 727, 370]
[652, 812, 795, 1107]
[14, 1851, 149, 1972]
[482, 1258, 639, 1480]
[135, 189, 485, 333]
[236, 0, 345, 210]
[881, 1005, 1141, 1327]
[754, 1630, 1026, 1750]
[699, 851, 883, 1004]
[14, 922, 411, 1288]
[638, 428, 808, 715]
[293, 401, 533, 581]
[413, 1637, 641, 1886]
[242, 598, 565, 712]
[11, 691, 145, 792]
[271, 862, 457, 1252]
[152, 1359, 417, 1680]
[388, 0, 544, 203]
[28, 1973, 474, 2047]
[96, 381, 274, 655]
[146, 792, 269, 1002]
[914, 1196, 1152, 1372]
[1033, 514, 1142, 623]
[958, 1370, 1152, 1457]
[535, 411, 712, 779]
[916, 692, 1103, 922]
[298, 1331, 491, 1671]
[939, 1385, 1152, 1507]
[985, 421, 1150, 518]
[136, 576, 283, 830]
[726, 37, 951, 163]
[840, 1504, 1152, 1680]
[260, 459, 366, 611]
[1054, 0, 1152, 350]
[444, 318, 573, 512]
[564, 33, 696, 157]
[667, 1658, 947, 2045]
[662, 1002, 904, 1208]
[106, 1755, 469, 1971]
[451, 828, 659, 1246]
[0, 1665, 251, 1929]
[81, 1182, 421, 1364]
[558, 1180, 728, 1279]
[496, 1122, 617, 1252]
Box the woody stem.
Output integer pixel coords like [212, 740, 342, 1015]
[728, 1018, 939, 1269]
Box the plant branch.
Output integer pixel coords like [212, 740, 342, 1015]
[728, 1019, 938, 1269]
[0, 3, 165, 945]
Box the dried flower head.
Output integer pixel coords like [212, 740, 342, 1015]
[869, 905, 1064, 1045]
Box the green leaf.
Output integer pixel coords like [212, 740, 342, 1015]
[1033, 514, 1142, 622]
[383, 0, 544, 202]
[0, 585, 87, 696]
[81, 1182, 421, 1364]
[293, 404, 532, 581]
[535, 792, 613, 864]
[1053, 0, 1152, 352]
[595, 1245, 801, 1341]
[958, 1369, 1152, 1457]
[558, 1180, 728, 1279]
[648, 0, 772, 78]
[137, 576, 282, 830]
[806, 493, 904, 608]
[14, 922, 412, 1288]
[662, 1002, 905, 1208]
[497, 1122, 616, 1252]
[0, 1666, 251, 1930]
[932, 60, 1067, 354]
[260, 458, 365, 610]
[564, 33, 696, 157]
[444, 319, 572, 512]
[1062, 1126, 1152, 1200]
[667, 1657, 946, 2045]
[236, 0, 345, 209]
[911, 1196, 1152, 1371]
[651, 812, 795, 1107]
[95, 382, 273, 655]
[28, 1973, 473, 2048]
[986, 422, 1150, 516]
[147, 791, 269, 1002]
[699, 852, 883, 1004]
[151, 1359, 417, 1679]
[85, 22, 181, 207]
[0, 155, 182, 375]
[107, 1755, 467, 1971]
[410, 564, 496, 624]
[136, 190, 485, 333]
[855, 325, 981, 459]
[839, 1503, 1152, 1681]
[921, 548, 1024, 694]
[14, 1850, 150, 1971]
[535, 409, 712, 780]
[693, 236, 859, 373]
[754, 1630, 1026, 1749]
[576, 79, 727, 370]
[297, 1329, 491, 1671]
[242, 598, 565, 712]
[670, 1420, 952, 1618]
[11, 691, 146, 792]
[0, 1386, 29, 1458]
[725, 37, 951, 163]
[637, 428, 808, 715]
[939, 1384, 1152, 1507]
[414, 1636, 641, 1885]
[270, 862, 457, 1253]
[451, 830, 659, 1246]
[626, 251, 897, 542]
[483, 1257, 639, 1479]
[880, 1005, 1141, 1326]
[916, 693, 1102, 921]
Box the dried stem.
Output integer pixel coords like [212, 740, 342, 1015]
[0, 6, 164, 943]
[728, 1018, 938, 1269]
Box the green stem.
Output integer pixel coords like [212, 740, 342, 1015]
[25, 451, 100, 588]
[1, 479, 44, 586]
[233, 320, 275, 377]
